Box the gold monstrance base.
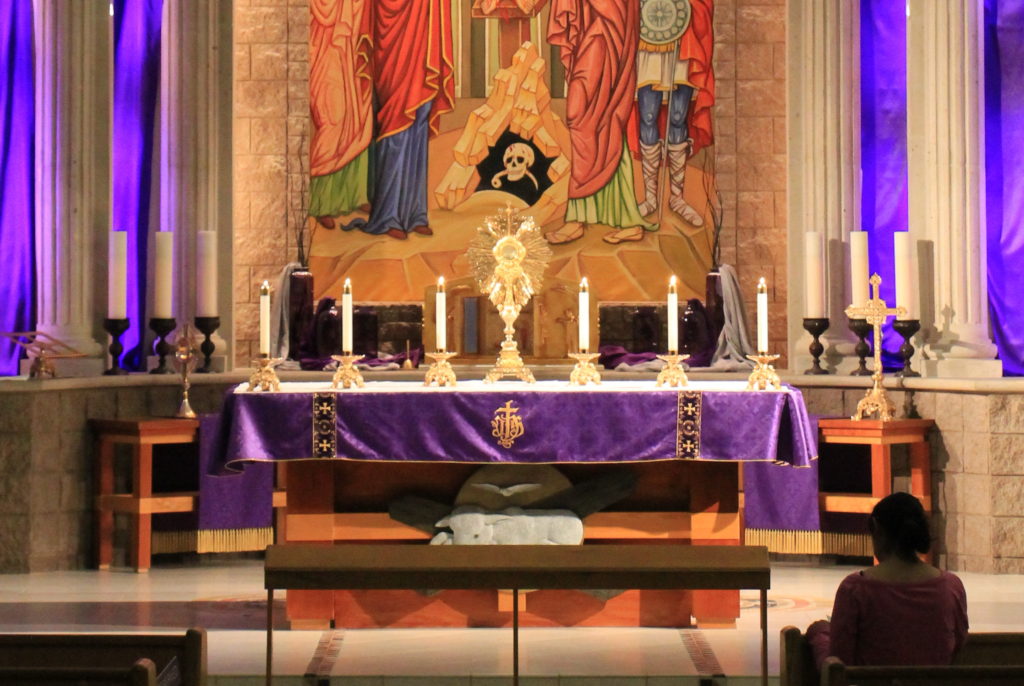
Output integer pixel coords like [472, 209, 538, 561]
[656, 354, 689, 388]
[485, 340, 536, 383]
[331, 354, 365, 389]
[247, 357, 282, 392]
[424, 351, 458, 387]
[569, 352, 601, 386]
[746, 354, 782, 391]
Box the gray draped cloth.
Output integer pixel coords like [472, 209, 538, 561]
[271, 262, 304, 365]
[709, 264, 756, 370]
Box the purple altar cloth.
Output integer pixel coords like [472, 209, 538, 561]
[198, 414, 272, 531]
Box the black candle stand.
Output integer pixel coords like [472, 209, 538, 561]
[149, 318, 176, 374]
[103, 318, 130, 376]
[194, 316, 221, 373]
[893, 318, 922, 378]
[802, 317, 830, 375]
[848, 317, 872, 376]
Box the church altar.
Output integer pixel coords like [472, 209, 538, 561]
[211, 379, 817, 629]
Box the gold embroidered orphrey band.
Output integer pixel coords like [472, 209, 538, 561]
[676, 390, 702, 459]
[313, 392, 337, 458]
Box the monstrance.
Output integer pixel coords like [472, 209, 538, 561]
[468, 205, 552, 383]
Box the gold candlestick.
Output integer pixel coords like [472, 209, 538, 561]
[568, 351, 601, 386]
[845, 274, 906, 421]
[746, 353, 782, 391]
[656, 353, 688, 387]
[424, 351, 458, 387]
[331, 353, 365, 389]
[247, 356, 282, 392]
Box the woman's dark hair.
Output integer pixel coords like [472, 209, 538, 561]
[869, 492, 931, 558]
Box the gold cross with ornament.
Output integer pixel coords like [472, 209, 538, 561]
[844, 274, 906, 421]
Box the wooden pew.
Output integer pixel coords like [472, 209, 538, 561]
[0, 629, 205, 686]
[0, 658, 157, 686]
[781, 625, 1024, 686]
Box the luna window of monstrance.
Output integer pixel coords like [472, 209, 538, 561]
[468, 204, 552, 383]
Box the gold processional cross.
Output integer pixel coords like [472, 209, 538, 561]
[844, 274, 906, 421]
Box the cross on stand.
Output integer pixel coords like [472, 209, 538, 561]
[844, 274, 906, 421]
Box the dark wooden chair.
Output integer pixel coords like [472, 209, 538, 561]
[0, 658, 157, 686]
[0, 629, 205, 686]
[781, 625, 1024, 686]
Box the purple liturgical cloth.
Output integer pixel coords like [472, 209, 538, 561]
[198, 414, 273, 531]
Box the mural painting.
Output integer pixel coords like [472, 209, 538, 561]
[306, 0, 718, 340]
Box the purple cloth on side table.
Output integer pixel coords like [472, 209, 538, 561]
[198, 414, 272, 531]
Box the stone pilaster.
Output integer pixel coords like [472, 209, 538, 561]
[907, 0, 1001, 377]
[32, 0, 110, 360]
[786, 0, 861, 372]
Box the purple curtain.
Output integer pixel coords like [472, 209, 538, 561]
[985, 0, 1024, 376]
[0, 2, 35, 376]
[860, 0, 908, 367]
[112, 0, 162, 370]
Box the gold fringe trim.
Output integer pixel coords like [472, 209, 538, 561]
[821, 532, 873, 557]
[639, 39, 678, 53]
[745, 529, 823, 555]
[151, 528, 273, 555]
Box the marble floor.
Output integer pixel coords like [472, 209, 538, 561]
[1, 558, 1022, 685]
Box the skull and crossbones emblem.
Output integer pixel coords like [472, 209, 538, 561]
[492, 143, 539, 190]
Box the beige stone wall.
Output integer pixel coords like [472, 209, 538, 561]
[713, 0, 789, 363]
[233, 0, 309, 367]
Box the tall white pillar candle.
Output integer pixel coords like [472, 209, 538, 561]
[107, 231, 127, 319]
[804, 231, 826, 318]
[849, 230, 870, 306]
[153, 231, 173, 319]
[667, 276, 678, 353]
[894, 231, 916, 320]
[578, 278, 589, 352]
[342, 278, 353, 354]
[436, 277, 447, 351]
[757, 277, 769, 354]
[259, 281, 271, 356]
[196, 231, 218, 317]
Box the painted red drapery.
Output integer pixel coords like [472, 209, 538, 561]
[679, 0, 715, 155]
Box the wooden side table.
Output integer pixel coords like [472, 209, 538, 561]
[92, 418, 200, 572]
[817, 418, 934, 516]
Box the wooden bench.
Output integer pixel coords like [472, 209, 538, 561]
[0, 629, 206, 686]
[0, 658, 157, 686]
[781, 625, 1024, 686]
[265, 543, 771, 686]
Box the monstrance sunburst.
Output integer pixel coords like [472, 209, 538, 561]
[468, 204, 552, 382]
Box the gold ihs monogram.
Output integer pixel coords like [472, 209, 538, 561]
[491, 400, 525, 448]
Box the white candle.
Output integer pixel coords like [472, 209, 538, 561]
[153, 231, 173, 319]
[757, 277, 768, 354]
[667, 275, 678, 353]
[578, 278, 589, 352]
[804, 231, 825, 319]
[107, 231, 127, 319]
[894, 231, 915, 320]
[259, 281, 271, 356]
[849, 230, 870, 307]
[342, 278, 353, 354]
[196, 230, 218, 317]
[436, 277, 447, 352]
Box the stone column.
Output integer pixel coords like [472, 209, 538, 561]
[907, 0, 1001, 377]
[32, 0, 110, 361]
[787, 0, 861, 372]
[160, 0, 232, 366]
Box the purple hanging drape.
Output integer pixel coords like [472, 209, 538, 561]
[112, 0, 162, 370]
[0, 2, 35, 376]
[985, 0, 1024, 376]
[860, 0, 908, 367]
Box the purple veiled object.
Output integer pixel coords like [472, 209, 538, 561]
[598, 345, 659, 368]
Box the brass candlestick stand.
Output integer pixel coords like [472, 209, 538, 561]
[656, 353, 689, 387]
[424, 351, 458, 386]
[247, 356, 282, 392]
[174, 326, 199, 418]
[569, 351, 601, 386]
[331, 353, 365, 389]
[746, 353, 782, 391]
[845, 274, 905, 421]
